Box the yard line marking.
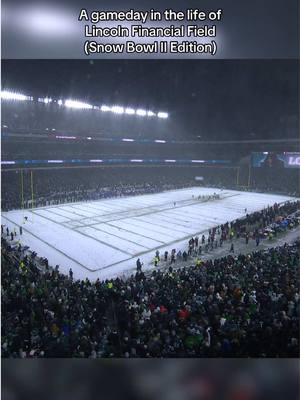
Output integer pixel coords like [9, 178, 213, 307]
[105, 222, 165, 244]
[75, 227, 134, 256]
[62, 204, 100, 216]
[78, 224, 151, 250]
[2, 214, 97, 272]
[46, 207, 88, 218]
[136, 216, 193, 235]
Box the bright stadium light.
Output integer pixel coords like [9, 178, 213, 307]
[1, 90, 31, 101]
[86, 137, 92, 140]
[111, 106, 124, 114]
[55, 135, 76, 140]
[157, 112, 168, 119]
[1, 89, 170, 119]
[1, 161, 16, 165]
[65, 99, 93, 109]
[100, 105, 111, 112]
[165, 159, 176, 162]
[136, 109, 147, 116]
[122, 138, 135, 142]
[191, 160, 205, 163]
[89, 159, 103, 163]
[125, 108, 135, 115]
[130, 159, 143, 162]
[155, 139, 166, 143]
[47, 160, 63, 163]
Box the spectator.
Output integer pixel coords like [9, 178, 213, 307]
[2, 235, 299, 358]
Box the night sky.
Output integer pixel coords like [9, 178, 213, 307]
[2, 59, 299, 141]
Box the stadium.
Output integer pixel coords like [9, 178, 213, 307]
[1, 60, 300, 358]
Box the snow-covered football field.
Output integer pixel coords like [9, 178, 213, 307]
[2, 187, 296, 281]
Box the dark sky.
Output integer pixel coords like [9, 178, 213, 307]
[2, 59, 299, 140]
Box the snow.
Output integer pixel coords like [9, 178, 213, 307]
[2, 187, 297, 281]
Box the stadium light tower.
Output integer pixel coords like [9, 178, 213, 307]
[157, 112, 168, 119]
[111, 106, 124, 114]
[125, 108, 135, 115]
[100, 105, 111, 112]
[1, 89, 169, 119]
[136, 109, 147, 116]
[64, 99, 93, 109]
[1, 90, 31, 101]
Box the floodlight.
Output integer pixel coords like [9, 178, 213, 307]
[55, 135, 76, 140]
[125, 108, 135, 115]
[101, 105, 111, 112]
[1, 90, 30, 101]
[122, 138, 135, 142]
[191, 160, 205, 163]
[157, 112, 168, 119]
[65, 99, 93, 109]
[89, 159, 103, 163]
[136, 109, 147, 116]
[155, 140, 166, 143]
[1, 89, 170, 121]
[130, 159, 143, 162]
[111, 106, 124, 114]
[165, 159, 176, 162]
[1, 161, 16, 165]
[48, 160, 63, 163]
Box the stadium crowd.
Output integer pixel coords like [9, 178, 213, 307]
[2, 200, 300, 358]
[2, 164, 299, 211]
[150, 201, 300, 266]
[1, 170, 197, 211]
